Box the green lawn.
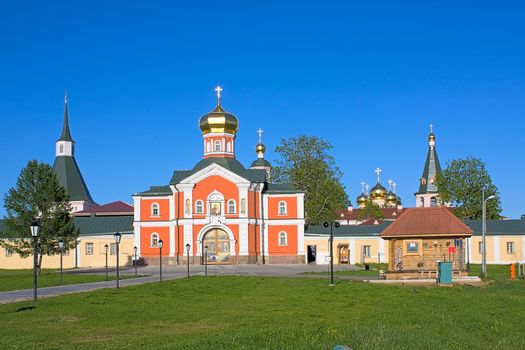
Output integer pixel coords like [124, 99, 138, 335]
[1, 276, 524, 349]
[0, 269, 138, 292]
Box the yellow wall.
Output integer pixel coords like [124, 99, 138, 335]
[304, 236, 388, 264]
[0, 235, 135, 270]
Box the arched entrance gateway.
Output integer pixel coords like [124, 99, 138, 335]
[202, 228, 231, 264]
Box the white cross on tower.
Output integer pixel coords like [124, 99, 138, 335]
[429, 124, 433, 133]
[365, 184, 370, 195]
[360, 181, 366, 193]
[374, 167, 382, 183]
[257, 128, 263, 144]
[215, 86, 223, 105]
[388, 179, 393, 190]
[392, 182, 397, 193]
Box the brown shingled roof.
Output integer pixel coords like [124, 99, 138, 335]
[74, 201, 134, 216]
[380, 207, 473, 238]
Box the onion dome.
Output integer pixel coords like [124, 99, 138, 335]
[199, 104, 239, 134]
[385, 191, 398, 206]
[356, 193, 368, 206]
[428, 132, 435, 142]
[369, 182, 387, 199]
[256, 143, 266, 154]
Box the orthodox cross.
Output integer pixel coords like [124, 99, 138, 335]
[257, 128, 263, 144]
[429, 124, 433, 133]
[215, 86, 223, 105]
[387, 179, 393, 190]
[392, 182, 397, 193]
[374, 167, 382, 183]
[365, 184, 370, 195]
[360, 181, 366, 193]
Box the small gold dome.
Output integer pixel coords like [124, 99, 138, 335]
[369, 183, 387, 199]
[199, 105, 239, 134]
[428, 132, 435, 142]
[256, 143, 266, 154]
[357, 193, 368, 205]
[385, 191, 398, 205]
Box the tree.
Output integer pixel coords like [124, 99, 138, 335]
[1, 160, 79, 272]
[436, 156, 502, 220]
[272, 135, 350, 224]
[356, 200, 385, 221]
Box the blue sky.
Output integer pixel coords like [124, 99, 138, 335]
[1, 1, 524, 218]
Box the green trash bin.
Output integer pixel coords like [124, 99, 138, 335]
[438, 262, 453, 284]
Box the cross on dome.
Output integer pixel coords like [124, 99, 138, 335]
[215, 86, 223, 105]
[429, 124, 433, 133]
[374, 167, 382, 183]
[257, 128, 263, 144]
[360, 181, 366, 193]
[392, 182, 397, 193]
[365, 184, 370, 195]
[387, 179, 393, 190]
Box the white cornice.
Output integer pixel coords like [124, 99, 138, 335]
[181, 162, 251, 185]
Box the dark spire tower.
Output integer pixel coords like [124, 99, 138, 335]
[415, 125, 442, 207]
[53, 94, 96, 212]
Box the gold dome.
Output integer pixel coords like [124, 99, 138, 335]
[199, 105, 239, 134]
[256, 143, 266, 154]
[357, 193, 368, 205]
[428, 132, 435, 142]
[369, 183, 387, 199]
[385, 191, 398, 205]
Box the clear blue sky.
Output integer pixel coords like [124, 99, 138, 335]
[1, 1, 524, 218]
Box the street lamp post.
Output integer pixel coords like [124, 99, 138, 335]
[204, 245, 208, 277]
[114, 232, 121, 288]
[134, 246, 138, 276]
[58, 239, 64, 283]
[104, 244, 109, 280]
[186, 243, 190, 278]
[158, 240, 163, 282]
[481, 186, 496, 279]
[323, 221, 340, 286]
[30, 221, 40, 302]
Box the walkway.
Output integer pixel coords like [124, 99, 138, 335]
[0, 264, 369, 304]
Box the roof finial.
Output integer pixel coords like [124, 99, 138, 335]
[64, 91, 68, 105]
[387, 179, 393, 190]
[360, 181, 366, 193]
[365, 184, 370, 195]
[257, 128, 263, 144]
[429, 124, 433, 133]
[392, 182, 397, 194]
[374, 167, 382, 183]
[214, 86, 223, 106]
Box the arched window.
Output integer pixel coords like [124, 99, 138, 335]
[430, 197, 437, 207]
[195, 200, 204, 214]
[278, 232, 288, 246]
[151, 203, 159, 216]
[226, 141, 231, 152]
[214, 140, 221, 152]
[59, 144, 64, 154]
[228, 200, 236, 214]
[278, 201, 287, 215]
[150, 233, 159, 247]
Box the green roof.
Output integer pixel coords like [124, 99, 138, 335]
[265, 183, 302, 194]
[0, 216, 133, 237]
[416, 143, 442, 194]
[251, 158, 271, 168]
[170, 158, 267, 184]
[135, 185, 172, 196]
[305, 222, 392, 237]
[58, 100, 74, 142]
[463, 219, 525, 236]
[53, 156, 95, 203]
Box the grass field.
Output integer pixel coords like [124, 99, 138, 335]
[1, 273, 524, 349]
[0, 269, 138, 292]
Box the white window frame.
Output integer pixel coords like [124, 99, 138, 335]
[110, 243, 117, 256]
[507, 241, 515, 254]
[214, 140, 221, 152]
[150, 233, 159, 247]
[363, 245, 371, 258]
[59, 144, 64, 154]
[278, 231, 288, 246]
[478, 241, 483, 255]
[195, 200, 204, 214]
[85, 242, 94, 255]
[278, 201, 287, 215]
[151, 203, 160, 216]
[228, 200, 236, 214]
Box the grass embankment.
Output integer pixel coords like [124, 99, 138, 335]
[0, 269, 138, 292]
[1, 275, 524, 349]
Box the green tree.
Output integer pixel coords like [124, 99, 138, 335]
[1, 160, 79, 272]
[356, 200, 385, 221]
[272, 135, 350, 224]
[436, 156, 502, 219]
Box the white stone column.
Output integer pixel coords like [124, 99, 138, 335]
[239, 221, 249, 255]
[349, 239, 356, 264]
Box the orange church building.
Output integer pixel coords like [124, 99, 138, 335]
[133, 88, 305, 265]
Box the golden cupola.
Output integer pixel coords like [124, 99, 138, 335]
[385, 191, 398, 207]
[369, 182, 387, 199]
[356, 193, 368, 207]
[199, 86, 238, 135]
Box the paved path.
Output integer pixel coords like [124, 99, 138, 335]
[0, 264, 373, 304]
